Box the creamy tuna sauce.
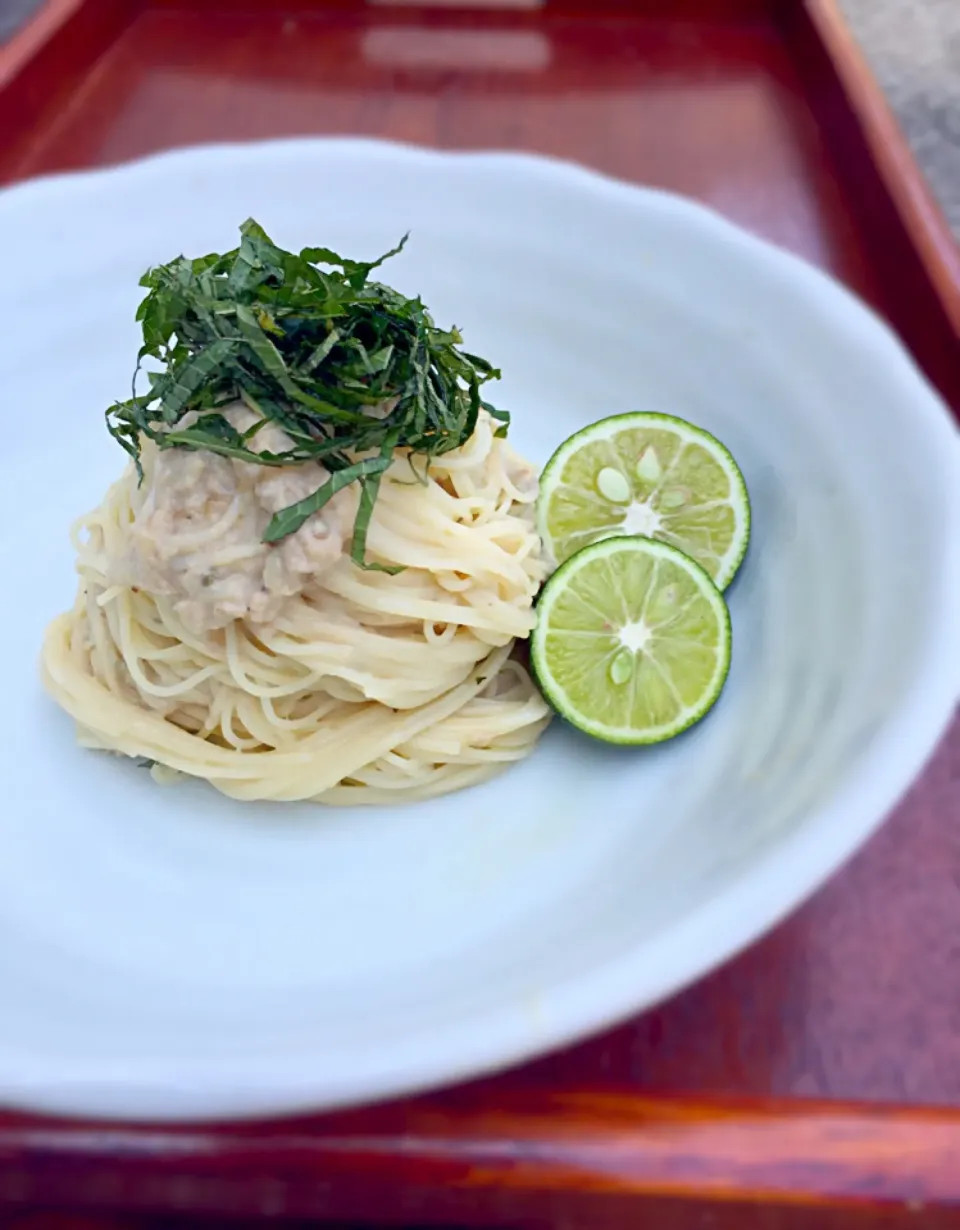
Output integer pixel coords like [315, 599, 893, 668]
[113, 402, 356, 635]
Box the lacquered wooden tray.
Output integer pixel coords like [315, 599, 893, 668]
[1, 0, 959, 1226]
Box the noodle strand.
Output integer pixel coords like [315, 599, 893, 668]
[41, 412, 551, 805]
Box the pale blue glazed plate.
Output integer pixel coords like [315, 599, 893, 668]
[0, 138, 958, 1120]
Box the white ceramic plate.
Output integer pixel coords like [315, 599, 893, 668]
[1, 139, 959, 1122]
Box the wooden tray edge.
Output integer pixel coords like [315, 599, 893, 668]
[0, 0, 135, 171]
[0, 1094, 958, 1218]
[798, 0, 960, 336]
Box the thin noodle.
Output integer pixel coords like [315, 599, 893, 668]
[41, 412, 551, 805]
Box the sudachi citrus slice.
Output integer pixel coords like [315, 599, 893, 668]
[531, 536, 731, 744]
[537, 412, 750, 589]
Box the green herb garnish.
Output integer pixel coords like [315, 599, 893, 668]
[106, 219, 507, 568]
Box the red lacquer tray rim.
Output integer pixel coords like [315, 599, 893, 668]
[799, 0, 960, 334]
